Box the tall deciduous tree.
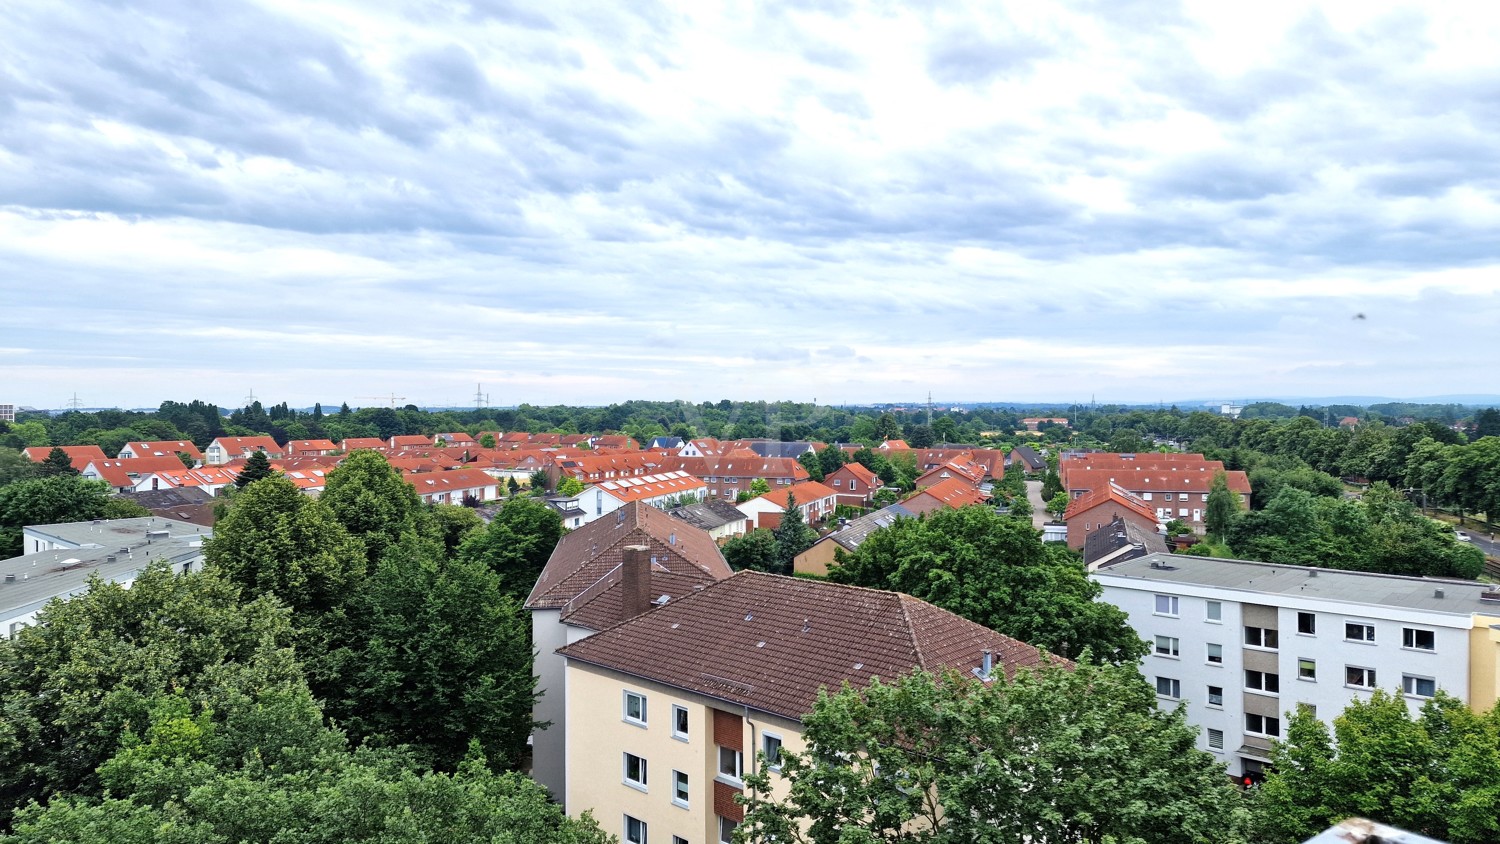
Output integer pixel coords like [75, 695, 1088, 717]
[320, 450, 431, 563]
[740, 662, 1248, 844]
[557, 475, 585, 497]
[721, 528, 780, 572]
[455, 497, 564, 600]
[1205, 470, 1238, 540]
[830, 506, 1146, 663]
[0, 475, 147, 557]
[797, 450, 824, 482]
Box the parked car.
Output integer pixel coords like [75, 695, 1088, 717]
[1455, 531, 1472, 543]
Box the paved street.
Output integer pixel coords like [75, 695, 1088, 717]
[1025, 479, 1049, 529]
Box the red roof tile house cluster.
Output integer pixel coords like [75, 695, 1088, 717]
[525, 502, 733, 804]
[22, 445, 109, 473]
[204, 436, 283, 465]
[1062, 482, 1161, 552]
[553, 570, 1052, 838]
[902, 477, 989, 515]
[736, 481, 840, 529]
[822, 462, 883, 508]
[572, 471, 709, 526]
[658, 455, 809, 502]
[118, 440, 204, 463]
[1060, 452, 1249, 534]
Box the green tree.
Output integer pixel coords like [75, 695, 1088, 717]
[506, 476, 521, 497]
[39, 447, 79, 478]
[557, 475, 585, 497]
[455, 497, 564, 600]
[721, 529, 780, 572]
[1007, 489, 1032, 521]
[830, 506, 1146, 663]
[0, 448, 38, 487]
[1205, 470, 1238, 541]
[0, 563, 299, 822]
[772, 493, 818, 575]
[327, 535, 539, 772]
[817, 444, 848, 477]
[320, 450, 431, 564]
[747, 477, 771, 498]
[0, 475, 146, 557]
[204, 476, 366, 618]
[1046, 491, 1070, 520]
[740, 661, 1248, 844]
[1041, 467, 1063, 498]
[429, 503, 484, 554]
[233, 450, 274, 488]
[797, 450, 824, 482]
[479, 432, 497, 448]
[907, 424, 934, 449]
[874, 413, 901, 441]
[528, 468, 550, 494]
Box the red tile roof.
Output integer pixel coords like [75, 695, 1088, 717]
[1063, 466, 1250, 496]
[210, 436, 281, 456]
[120, 440, 204, 460]
[902, 477, 988, 514]
[402, 467, 498, 497]
[340, 437, 387, 451]
[287, 439, 338, 453]
[754, 481, 840, 510]
[1063, 482, 1160, 524]
[557, 572, 1054, 722]
[596, 471, 706, 503]
[83, 456, 187, 488]
[24, 445, 108, 466]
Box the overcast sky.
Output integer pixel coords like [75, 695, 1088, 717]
[3, 1, 1498, 410]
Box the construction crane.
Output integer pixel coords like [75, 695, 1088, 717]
[355, 393, 408, 408]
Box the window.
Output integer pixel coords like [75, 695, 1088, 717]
[1155, 636, 1180, 657]
[1206, 601, 1222, 622]
[718, 816, 738, 844]
[1142, 491, 1153, 500]
[625, 815, 647, 844]
[623, 691, 647, 726]
[1245, 713, 1281, 737]
[1297, 612, 1316, 635]
[1206, 643, 1223, 664]
[1244, 626, 1279, 649]
[1345, 622, 1375, 643]
[1179, 508, 1189, 517]
[672, 770, 689, 807]
[623, 753, 648, 789]
[1403, 675, 1437, 698]
[1156, 676, 1181, 699]
[1164, 492, 1175, 502]
[1298, 658, 1317, 681]
[672, 705, 689, 740]
[718, 746, 743, 782]
[674, 838, 689, 844]
[1201, 493, 1210, 502]
[1403, 628, 1436, 651]
[1346, 666, 1377, 689]
[1207, 685, 1224, 707]
[1154, 595, 1180, 617]
[832, 479, 842, 487]
[1245, 670, 1280, 694]
[763, 733, 783, 770]
[1207, 728, 1225, 750]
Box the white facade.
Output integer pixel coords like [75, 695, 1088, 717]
[1097, 554, 1484, 781]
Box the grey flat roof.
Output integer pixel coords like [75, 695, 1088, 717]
[1096, 552, 1498, 616]
[25, 516, 211, 547]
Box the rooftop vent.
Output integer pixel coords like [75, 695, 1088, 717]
[1434, 588, 1445, 599]
[4, 574, 13, 584]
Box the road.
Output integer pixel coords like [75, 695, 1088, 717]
[1025, 480, 1049, 529]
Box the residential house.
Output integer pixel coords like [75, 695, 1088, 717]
[5, 517, 212, 637]
[901, 477, 988, 516]
[822, 462, 883, 508]
[1060, 453, 1250, 534]
[432, 432, 477, 447]
[667, 499, 751, 542]
[556, 571, 1051, 843]
[388, 435, 430, 449]
[1082, 515, 1168, 571]
[132, 466, 240, 496]
[658, 455, 809, 502]
[1021, 417, 1069, 431]
[575, 472, 709, 526]
[545, 494, 590, 530]
[913, 457, 985, 491]
[793, 503, 914, 576]
[118, 487, 216, 527]
[285, 439, 339, 457]
[678, 438, 723, 458]
[1063, 482, 1162, 552]
[204, 436, 282, 465]
[878, 439, 910, 451]
[914, 448, 1006, 481]
[1008, 445, 1047, 475]
[526, 503, 732, 805]
[1095, 553, 1500, 783]
[0, 404, 13, 424]
[551, 453, 667, 490]
[82, 456, 191, 493]
[118, 440, 204, 463]
[736, 481, 839, 530]
[340, 437, 387, 451]
[23, 445, 109, 472]
[743, 440, 817, 459]
[403, 468, 499, 505]
[593, 435, 641, 451]
[647, 436, 684, 451]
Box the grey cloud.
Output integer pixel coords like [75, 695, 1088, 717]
[1140, 153, 1305, 203]
[926, 28, 1051, 87]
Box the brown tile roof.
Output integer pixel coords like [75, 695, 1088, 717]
[526, 501, 731, 610]
[557, 572, 1053, 722]
[755, 481, 840, 510]
[389, 435, 429, 447]
[903, 477, 988, 514]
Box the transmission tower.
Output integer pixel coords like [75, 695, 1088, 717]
[65, 392, 83, 411]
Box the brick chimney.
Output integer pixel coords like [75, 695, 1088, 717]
[621, 544, 651, 622]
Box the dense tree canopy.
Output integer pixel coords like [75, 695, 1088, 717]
[0, 475, 148, 557]
[740, 662, 1248, 844]
[455, 498, 564, 600]
[830, 506, 1147, 663]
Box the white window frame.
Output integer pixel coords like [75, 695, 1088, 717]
[1154, 595, 1180, 617]
[1207, 685, 1224, 707]
[1205, 601, 1222, 623]
[623, 690, 647, 726]
[763, 732, 784, 771]
[1154, 636, 1180, 658]
[672, 705, 689, 741]
[1346, 665, 1377, 690]
[623, 752, 648, 791]
[1245, 713, 1281, 737]
[1206, 643, 1223, 664]
[1345, 621, 1376, 643]
[1403, 674, 1437, 698]
[718, 816, 738, 844]
[1155, 676, 1181, 699]
[1245, 669, 1280, 694]
[1402, 627, 1436, 652]
[1244, 626, 1279, 650]
[672, 769, 689, 808]
[1297, 612, 1316, 636]
[625, 815, 647, 844]
[717, 745, 743, 785]
[1297, 658, 1317, 681]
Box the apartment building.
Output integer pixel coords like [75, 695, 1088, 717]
[1095, 553, 1500, 782]
[555, 571, 1049, 844]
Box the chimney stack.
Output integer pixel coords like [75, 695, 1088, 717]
[621, 545, 652, 622]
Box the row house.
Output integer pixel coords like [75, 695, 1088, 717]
[902, 477, 988, 516]
[736, 481, 839, 530]
[1008, 445, 1047, 474]
[132, 466, 240, 496]
[1063, 482, 1162, 553]
[552, 453, 667, 490]
[340, 437, 387, 451]
[431, 432, 477, 447]
[118, 440, 204, 463]
[1096, 554, 1500, 784]
[659, 455, 809, 501]
[1022, 417, 1069, 431]
[555, 571, 1050, 844]
[914, 448, 1006, 481]
[1062, 457, 1249, 534]
[205, 436, 282, 465]
[403, 467, 500, 505]
[286, 439, 339, 457]
[526, 505, 733, 804]
[666, 499, 751, 543]
[913, 457, 985, 490]
[677, 438, 723, 457]
[82, 456, 189, 493]
[22, 445, 108, 472]
[389, 435, 430, 449]
[822, 462, 883, 508]
[575, 472, 709, 526]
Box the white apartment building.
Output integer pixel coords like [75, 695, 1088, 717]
[1096, 553, 1500, 782]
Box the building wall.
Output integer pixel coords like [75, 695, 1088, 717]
[1065, 503, 1156, 551]
[531, 608, 570, 803]
[1099, 576, 1475, 779]
[565, 662, 805, 844]
[1469, 613, 1500, 712]
[793, 539, 841, 577]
